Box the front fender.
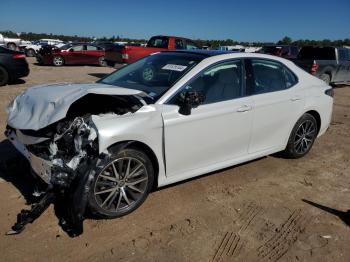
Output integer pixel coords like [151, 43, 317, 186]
[91, 105, 166, 178]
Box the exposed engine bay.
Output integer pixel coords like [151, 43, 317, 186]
[5, 89, 147, 237]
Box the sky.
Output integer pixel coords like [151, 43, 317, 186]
[0, 0, 349, 42]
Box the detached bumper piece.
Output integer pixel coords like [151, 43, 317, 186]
[6, 160, 97, 237]
[6, 191, 56, 235]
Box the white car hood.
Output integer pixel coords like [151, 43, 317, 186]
[7, 83, 146, 131]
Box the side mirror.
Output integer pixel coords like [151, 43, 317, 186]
[69, 48, 74, 52]
[178, 91, 205, 115]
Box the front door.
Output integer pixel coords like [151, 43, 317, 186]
[66, 45, 85, 64]
[162, 59, 254, 177]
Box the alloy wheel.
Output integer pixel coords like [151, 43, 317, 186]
[93, 157, 149, 213]
[53, 56, 64, 66]
[294, 120, 316, 154]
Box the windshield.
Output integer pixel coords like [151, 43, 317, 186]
[98, 52, 205, 101]
[59, 43, 74, 50]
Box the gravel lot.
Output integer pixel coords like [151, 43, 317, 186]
[0, 58, 349, 262]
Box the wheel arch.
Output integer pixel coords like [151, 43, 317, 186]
[7, 42, 16, 48]
[321, 67, 333, 81]
[305, 110, 321, 135]
[107, 140, 160, 189]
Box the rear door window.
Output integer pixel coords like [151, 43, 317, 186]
[248, 59, 297, 95]
[86, 45, 98, 51]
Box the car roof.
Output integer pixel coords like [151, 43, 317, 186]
[162, 49, 236, 57]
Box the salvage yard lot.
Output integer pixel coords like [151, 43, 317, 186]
[0, 58, 349, 262]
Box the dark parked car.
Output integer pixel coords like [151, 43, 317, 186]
[259, 45, 299, 59]
[36, 43, 106, 66]
[296, 46, 350, 84]
[0, 46, 29, 86]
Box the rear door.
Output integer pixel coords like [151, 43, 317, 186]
[84, 45, 102, 64]
[246, 58, 304, 153]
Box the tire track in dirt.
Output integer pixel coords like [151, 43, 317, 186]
[257, 209, 308, 261]
[238, 202, 264, 234]
[212, 202, 263, 261]
[212, 232, 243, 262]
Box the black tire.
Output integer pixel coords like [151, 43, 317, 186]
[52, 56, 64, 66]
[88, 148, 154, 219]
[26, 49, 36, 57]
[283, 113, 318, 158]
[98, 56, 107, 67]
[319, 73, 331, 85]
[0, 66, 9, 86]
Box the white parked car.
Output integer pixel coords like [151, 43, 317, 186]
[24, 39, 65, 57]
[0, 33, 31, 50]
[5, 51, 333, 234]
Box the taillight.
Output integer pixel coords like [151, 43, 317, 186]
[325, 88, 334, 97]
[310, 60, 319, 74]
[12, 54, 26, 59]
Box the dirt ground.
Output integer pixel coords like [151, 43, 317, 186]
[0, 58, 349, 262]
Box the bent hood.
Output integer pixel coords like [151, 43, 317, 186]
[7, 83, 146, 131]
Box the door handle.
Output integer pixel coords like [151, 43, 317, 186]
[290, 96, 301, 101]
[237, 105, 252, 112]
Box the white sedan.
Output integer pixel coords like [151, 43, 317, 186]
[6, 51, 333, 221]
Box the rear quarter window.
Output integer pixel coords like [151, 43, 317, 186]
[298, 47, 336, 60]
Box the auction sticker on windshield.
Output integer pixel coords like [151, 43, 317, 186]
[162, 64, 187, 71]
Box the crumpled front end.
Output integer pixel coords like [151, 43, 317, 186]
[6, 115, 98, 187]
[4, 84, 149, 236]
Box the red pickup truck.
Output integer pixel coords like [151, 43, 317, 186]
[105, 35, 199, 66]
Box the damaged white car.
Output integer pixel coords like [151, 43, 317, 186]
[5, 51, 333, 236]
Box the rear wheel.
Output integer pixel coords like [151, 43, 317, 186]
[320, 73, 331, 85]
[88, 148, 154, 218]
[53, 56, 64, 66]
[284, 113, 318, 158]
[98, 56, 107, 67]
[0, 66, 9, 86]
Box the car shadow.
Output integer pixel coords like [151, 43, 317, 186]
[154, 156, 266, 192]
[331, 83, 349, 89]
[88, 73, 109, 79]
[0, 139, 37, 204]
[302, 199, 350, 227]
[7, 79, 26, 85]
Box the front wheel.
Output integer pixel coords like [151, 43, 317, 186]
[88, 148, 154, 218]
[53, 56, 64, 66]
[26, 49, 36, 57]
[7, 43, 16, 50]
[283, 113, 318, 158]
